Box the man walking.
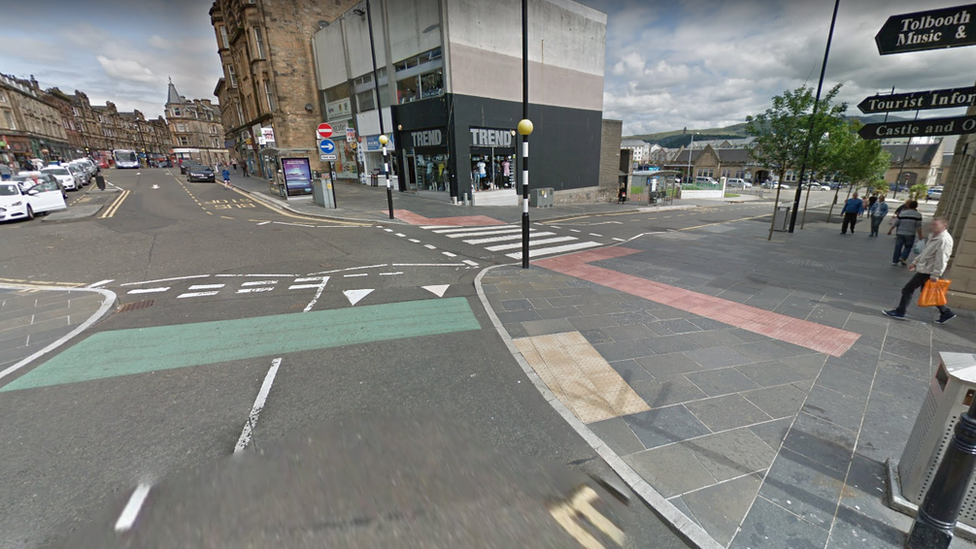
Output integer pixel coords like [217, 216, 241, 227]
[884, 218, 956, 324]
[868, 195, 889, 237]
[888, 200, 923, 266]
[841, 192, 864, 234]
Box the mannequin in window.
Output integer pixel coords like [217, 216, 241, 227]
[477, 159, 487, 190]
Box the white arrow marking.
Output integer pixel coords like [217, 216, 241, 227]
[344, 289, 373, 306]
[422, 285, 450, 298]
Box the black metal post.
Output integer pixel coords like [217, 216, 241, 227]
[906, 397, 976, 548]
[520, 0, 530, 269]
[789, 0, 840, 233]
[365, 0, 393, 219]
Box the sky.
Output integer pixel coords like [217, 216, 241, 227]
[0, 0, 973, 136]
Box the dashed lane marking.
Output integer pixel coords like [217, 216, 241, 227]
[177, 291, 220, 299]
[187, 284, 225, 291]
[114, 484, 151, 533]
[127, 287, 170, 295]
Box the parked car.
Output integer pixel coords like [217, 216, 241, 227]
[889, 183, 910, 193]
[180, 161, 202, 175]
[41, 165, 78, 191]
[65, 163, 89, 187]
[0, 164, 11, 181]
[187, 166, 215, 182]
[726, 178, 752, 188]
[13, 172, 66, 198]
[928, 186, 943, 200]
[0, 178, 67, 222]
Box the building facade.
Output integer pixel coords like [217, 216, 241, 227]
[165, 81, 228, 166]
[667, 145, 768, 183]
[311, 0, 607, 203]
[0, 74, 71, 166]
[936, 100, 976, 309]
[209, 0, 360, 179]
[882, 141, 945, 188]
[620, 139, 650, 167]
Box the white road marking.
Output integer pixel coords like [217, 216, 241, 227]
[87, 279, 114, 288]
[114, 484, 152, 532]
[293, 277, 327, 283]
[257, 221, 271, 226]
[233, 357, 281, 453]
[236, 287, 275, 294]
[464, 231, 555, 245]
[177, 291, 220, 299]
[215, 273, 298, 278]
[302, 277, 330, 313]
[506, 241, 601, 259]
[445, 228, 522, 238]
[422, 285, 450, 297]
[394, 233, 406, 237]
[343, 289, 374, 306]
[383, 228, 393, 232]
[306, 264, 388, 276]
[127, 287, 170, 295]
[569, 229, 581, 233]
[392, 263, 467, 267]
[430, 226, 513, 234]
[379, 272, 403, 276]
[273, 221, 316, 228]
[289, 284, 325, 290]
[442, 251, 457, 257]
[188, 284, 225, 290]
[120, 274, 210, 287]
[424, 244, 437, 249]
[408, 238, 421, 243]
[589, 233, 603, 237]
[613, 237, 626, 242]
[486, 236, 576, 251]
[420, 225, 452, 229]
[240, 280, 277, 287]
[344, 273, 368, 278]
[462, 260, 479, 267]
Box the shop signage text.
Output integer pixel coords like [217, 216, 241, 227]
[858, 86, 976, 113]
[858, 114, 976, 139]
[876, 4, 976, 55]
[410, 129, 443, 148]
[469, 128, 514, 147]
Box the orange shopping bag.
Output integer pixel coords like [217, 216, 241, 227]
[918, 278, 951, 308]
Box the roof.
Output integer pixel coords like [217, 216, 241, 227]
[882, 143, 941, 166]
[620, 139, 648, 148]
[167, 80, 182, 105]
[670, 146, 755, 164]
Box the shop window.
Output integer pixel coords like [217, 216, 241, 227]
[398, 76, 419, 104]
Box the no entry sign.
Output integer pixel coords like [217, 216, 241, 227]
[316, 123, 333, 139]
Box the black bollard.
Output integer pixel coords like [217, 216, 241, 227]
[905, 397, 976, 548]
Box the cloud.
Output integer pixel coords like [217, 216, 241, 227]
[96, 56, 158, 83]
[149, 35, 172, 49]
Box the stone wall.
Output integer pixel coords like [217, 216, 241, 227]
[598, 118, 622, 191]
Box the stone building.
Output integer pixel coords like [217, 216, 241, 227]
[165, 81, 228, 166]
[667, 144, 767, 183]
[0, 73, 70, 165]
[43, 88, 85, 156]
[882, 141, 945, 189]
[209, 0, 360, 178]
[936, 100, 976, 309]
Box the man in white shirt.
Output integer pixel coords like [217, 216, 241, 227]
[884, 218, 956, 324]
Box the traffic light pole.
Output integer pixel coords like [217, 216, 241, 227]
[519, 0, 531, 269]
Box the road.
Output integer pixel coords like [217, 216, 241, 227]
[0, 168, 834, 549]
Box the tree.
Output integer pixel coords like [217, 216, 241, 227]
[910, 183, 928, 200]
[745, 84, 847, 238]
[824, 120, 890, 222]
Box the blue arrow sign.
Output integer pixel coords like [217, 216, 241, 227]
[319, 139, 336, 154]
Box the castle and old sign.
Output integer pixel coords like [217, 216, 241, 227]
[876, 4, 976, 55]
[858, 114, 976, 139]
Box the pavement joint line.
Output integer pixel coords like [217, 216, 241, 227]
[114, 484, 152, 533]
[472, 267, 723, 549]
[233, 357, 282, 453]
[0, 284, 116, 384]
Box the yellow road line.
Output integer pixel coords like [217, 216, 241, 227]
[99, 189, 130, 219]
[230, 187, 369, 226]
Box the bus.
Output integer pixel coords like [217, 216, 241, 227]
[113, 149, 140, 169]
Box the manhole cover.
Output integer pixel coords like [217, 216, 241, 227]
[117, 299, 155, 313]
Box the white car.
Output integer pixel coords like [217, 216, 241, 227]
[66, 163, 88, 187]
[41, 165, 78, 191]
[0, 179, 66, 221]
[70, 159, 95, 178]
[726, 178, 752, 188]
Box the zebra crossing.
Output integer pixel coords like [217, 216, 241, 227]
[421, 224, 605, 260]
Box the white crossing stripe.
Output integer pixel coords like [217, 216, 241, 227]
[395, 233, 406, 237]
[464, 231, 554, 245]
[485, 236, 577, 251]
[430, 225, 513, 234]
[289, 284, 325, 290]
[442, 251, 457, 257]
[293, 277, 326, 283]
[424, 244, 437, 249]
[462, 260, 479, 266]
[445, 227, 522, 238]
[236, 287, 275, 294]
[188, 284, 225, 290]
[408, 238, 420, 243]
[114, 484, 152, 532]
[506, 241, 601, 260]
[240, 280, 277, 287]
[177, 291, 220, 299]
[127, 287, 170, 295]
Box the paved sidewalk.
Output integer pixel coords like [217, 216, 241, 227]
[230, 174, 702, 225]
[478, 213, 976, 548]
[0, 286, 115, 381]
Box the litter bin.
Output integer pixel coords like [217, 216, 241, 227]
[773, 206, 790, 231]
[94, 175, 106, 191]
[897, 352, 976, 531]
[530, 188, 554, 208]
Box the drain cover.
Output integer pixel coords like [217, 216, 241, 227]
[117, 299, 155, 313]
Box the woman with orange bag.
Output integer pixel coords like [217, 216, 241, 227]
[884, 218, 956, 324]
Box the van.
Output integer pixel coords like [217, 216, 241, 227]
[726, 178, 751, 188]
[694, 176, 718, 186]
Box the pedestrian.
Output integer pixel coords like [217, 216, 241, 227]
[222, 167, 231, 189]
[241, 162, 248, 178]
[868, 194, 878, 210]
[232, 159, 238, 173]
[888, 200, 923, 266]
[894, 198, 911, 217]
[868, 195, 888, 237]
[840, 192, 864, 234]
[884, 217, 956, 324]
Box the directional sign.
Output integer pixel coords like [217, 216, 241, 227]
[858, 86, 976, 114]
[316, 123, 333, 139]
[318, 139, 336, 154]
[876, 3, 976, 55]
[858, 114, 976, 140]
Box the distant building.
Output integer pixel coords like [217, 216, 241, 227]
[667, 144, 768, 182]
[882, 141, 944, 188]
[0, 73, 70, 164]
[165, 80, 228, 166]
[620, 139, 650, 166]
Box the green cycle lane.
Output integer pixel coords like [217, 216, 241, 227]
[0, 297, 481, 392]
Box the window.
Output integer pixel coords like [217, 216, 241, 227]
[420, 69, 443, 99]
[0, 91, 7, 103]
[356, 89, 375, 112]
[235, 102, 244, 125]
[253, 28, 266, 58]
[2, 110, 15, 130]
[173, 107, 181, 117]
[219, 26, 229, 49]
[176, 123, 186, 132]
[264, 80, 275, 112]
[397, 75, 419, 104]
[207, 112, 213, 121]
[179, 136, 189, 146]
[227, 65, 237, 87]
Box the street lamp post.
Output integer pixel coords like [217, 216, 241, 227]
[380, 134, 392, 218]
[365, 0, 394, 220]
[686, 133, 696, 183]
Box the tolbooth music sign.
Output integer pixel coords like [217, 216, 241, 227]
[876, 4, 976, 54]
